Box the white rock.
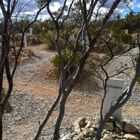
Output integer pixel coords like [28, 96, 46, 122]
[124, 134, 139, 140]
[60, 133, 74, 140]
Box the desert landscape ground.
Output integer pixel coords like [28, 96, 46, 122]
[2, 44, 140, 139]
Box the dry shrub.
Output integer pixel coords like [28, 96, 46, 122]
[19, 56, 29, 63]
[28, 36, 42, 46]
[22, 48, 37, 57]
[17, 48, 37, 64]
[87, 53, 104, 66]
[42, 43, 55, 50]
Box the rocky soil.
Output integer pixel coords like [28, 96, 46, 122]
[2, 45, 140, 140]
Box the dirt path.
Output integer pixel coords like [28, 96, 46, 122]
[13, 79, 58, 99]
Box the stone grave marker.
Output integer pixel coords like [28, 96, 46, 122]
[125, 29, 128, 34]
[69, 34, 75, 41]
[82, 35, 89, 51]
[19, 28, 33, 48]
[103, 78, 124, 121]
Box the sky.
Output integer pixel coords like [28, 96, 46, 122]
[0, 0, 140, 20]
[98, 0, 140, 18]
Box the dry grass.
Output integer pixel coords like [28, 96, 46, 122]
[17, 48, 38, 64]
[7, 47, 38, 66]
[41, 43, 55, 50]
[22, 48, 37, 57]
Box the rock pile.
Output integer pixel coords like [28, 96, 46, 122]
[60, 116, 140, 140]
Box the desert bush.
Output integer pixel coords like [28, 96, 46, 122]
[137, 77, 140, 85]
[38, 30, 67, 50]
[38, 31, 54, 43]
[42, 43, 56, 50]
[66, 41, 82, 52]
[88, 53, 110, 66]
[51, 52, 80, 78]
[0, 36, 2, 42]
[7, 48, 36, 66]
[22, 48, 36, 57]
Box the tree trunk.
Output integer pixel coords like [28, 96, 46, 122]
[53, 94, 68, 140]
[95, 110, 112, 140]
[0, 104, 3, 140]
[0, 116, 2, 140]
[34, 92, 62, 140]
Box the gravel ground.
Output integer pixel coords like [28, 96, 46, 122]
[3, 89, 102, 140]
[2, 46, 140, 139]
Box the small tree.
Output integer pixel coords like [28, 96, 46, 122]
[34, 0, 140, 140]
[0, 1, 48, 139]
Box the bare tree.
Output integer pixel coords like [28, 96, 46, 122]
[0, 0, 48, 139]
[34, 0, 137, 140]
[95, 10, 140, 140]
[1, 0, 136, 139]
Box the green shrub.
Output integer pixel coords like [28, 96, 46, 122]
[51, 52, 80, 78]
[38, 31, 56, 50]
[0, 36, 2, 42]
[137, 77, 140, 85]
[66, 41, 82, 52]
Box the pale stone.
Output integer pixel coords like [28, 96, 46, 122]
[108, 116, 115, 123]
[81, 127, 85, 131]
[114, 127, 121, 134]
[73, 137, 78, 140]
[85, 121, 94, 128]
[83, 128, 95, 138]
[124, 134, 139, 140]
[94, 114, 101, 124]
[102, 129, 110, 135]
[124, 122, 139, 133]
[60, 133, 73, 140]
[73, 117, 86, 128]
[85, 138, 92, 140]
[76, 132, 84, 140]
[115, 120, 124, 131]
[92, 122, 99, 131]
[102, 134, 112, 140]
[74, 124, 81, 133]
[112, 134, 119, 139]
[104, 123, 114, 131]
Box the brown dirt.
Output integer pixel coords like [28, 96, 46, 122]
[10, 47, 140, 116]
[3, 45, 140, 140]
[8, 45, 140, 120]
[13, 79, 58, 100]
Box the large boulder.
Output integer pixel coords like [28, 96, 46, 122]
[74, 124, 81, 133]
[124, 122, 139, 133]
[85, 121, 94, 128]
[124, 134, 139, 140]
[101, 134, 112, 140]
[82, 128, 95, 138]
[108, 116, 115, 123]
[104, 122, 114, 131]
[115, 120, 124, 131]
[60, 133, 75, 140]
[73, 117, 87, 128]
